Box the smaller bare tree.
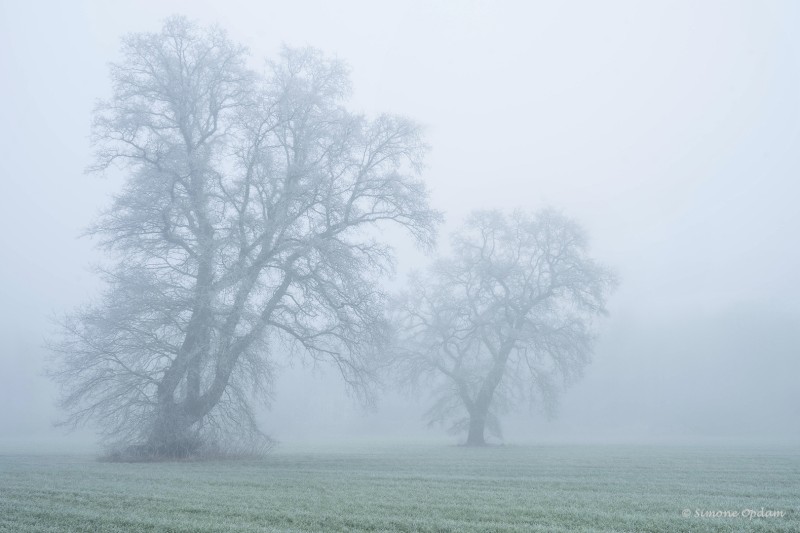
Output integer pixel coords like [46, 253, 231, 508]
[390, 209, 616, 446]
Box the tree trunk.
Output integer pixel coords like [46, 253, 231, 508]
[466, 413, 486, 446]
[144, 403, 200, 459]
[465, 401, 490, 446]
[463, 348, 510, 446]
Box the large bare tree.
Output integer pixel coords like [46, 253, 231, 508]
[390, 210, 615, 446]
[50, 17, 439, 458]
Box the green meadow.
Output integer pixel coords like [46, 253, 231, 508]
[1, 444, 797, 532]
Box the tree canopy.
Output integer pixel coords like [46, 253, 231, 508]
[50, 17, 439, 458]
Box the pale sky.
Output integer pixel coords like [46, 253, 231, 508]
[1, 0, 798, 449]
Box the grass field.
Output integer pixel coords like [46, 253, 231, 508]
[1, 444, 798, 532]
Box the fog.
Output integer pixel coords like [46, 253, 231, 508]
[1, 0, 799, 453]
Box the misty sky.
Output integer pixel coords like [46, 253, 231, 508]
[1, 0, 799, 450]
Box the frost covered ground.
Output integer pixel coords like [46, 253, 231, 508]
[1, 444, 798, 532]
